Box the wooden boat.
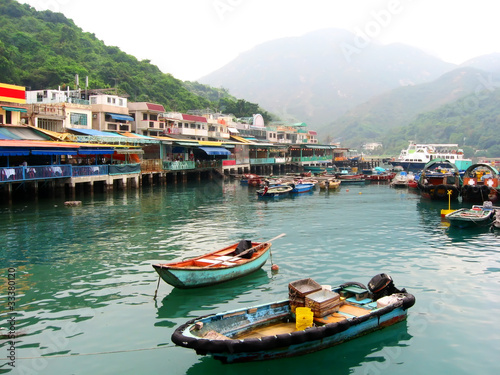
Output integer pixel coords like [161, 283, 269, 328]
[390, 171, 411, 188]
[445, 202, 497, 228]
[290, 182, 315, 193]
[417, 158, 461, 200]
[319, 179, 341, 190]
[365, 172, 396, 181]
[240, 174, 262, 187]
[256, 185, 292, 197]
[461, 163, 499, 204]
[152, 238, 276, 289]
[171, 274, 415, 363]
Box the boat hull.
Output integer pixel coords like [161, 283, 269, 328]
[291, 183, 314, 193]
[153, 251, 269, 288]
[172, 287, 415, 363]
[446, 208, 495, 228]
[153, 242, 271, 288]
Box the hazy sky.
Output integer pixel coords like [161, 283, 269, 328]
[19, 0, 500, 81]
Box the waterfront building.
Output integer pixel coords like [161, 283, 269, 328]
[88, 92, 133, 132]
[25, 88, 92, 133]
[127, 102, 166, 136]
[1, 82, 28, 126]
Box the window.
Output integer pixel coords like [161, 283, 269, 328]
[70, 113, 88, 126]
[143, 113, 148, 121]
[38, 118, 60, 132]
[150, 114, 158, 121]
[119, 99, 123, 106]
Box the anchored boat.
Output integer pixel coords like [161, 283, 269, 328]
[445, 202, 497, 229]
[171, 274, 415, 363]
[390, 141, 472, 172]
[152, 235, 284, 288]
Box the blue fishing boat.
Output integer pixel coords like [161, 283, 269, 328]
[171, 274, 415, 363]
[290, 182, 315, 193]
[152, 234, 284, 288]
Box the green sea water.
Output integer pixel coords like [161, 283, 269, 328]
[1, 180, 500, 374]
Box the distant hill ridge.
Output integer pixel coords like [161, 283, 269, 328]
[200, 28, 456, 126]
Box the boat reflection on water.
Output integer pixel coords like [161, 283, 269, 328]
[445, 224, 495, 243]
[155, 268, 271, 324]
[185, 321, 412, 374]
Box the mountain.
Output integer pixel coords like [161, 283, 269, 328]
[199, 28, 456, 127]
[0, 0, 271, 120]
[324, 66, 500, 146]
[460, 52, 500, 73]
[381, 86, 500, 157]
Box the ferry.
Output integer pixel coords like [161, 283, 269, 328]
[390, 141, 472, 172]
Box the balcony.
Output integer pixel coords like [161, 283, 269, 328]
[137, 120, 166, 130]
[105, 122, 130, 132]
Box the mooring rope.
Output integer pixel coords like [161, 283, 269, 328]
[0, 345, 174, 360]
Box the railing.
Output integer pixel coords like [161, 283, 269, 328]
[0, 165, 72, 182]
[163, 161, 196, 170]
[291, 156, 332, 162]
[249, 157, 275, 164]
[72, 165, 109, 177]
[0, 164, 138, 183]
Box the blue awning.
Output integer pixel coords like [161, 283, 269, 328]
[78, 148, 115, 155]
[108, 113, 134, 121]
[31, 149, 78, 155]
[2, 106, 27, 113]
[0, 148, 30, 156]
[198, 146, 231, 156]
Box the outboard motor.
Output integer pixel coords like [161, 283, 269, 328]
[368, 273, 402, 300]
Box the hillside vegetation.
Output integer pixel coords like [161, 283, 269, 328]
[325, 68, 500, 147]
[0, 0, 272, 121]
[380, 87, 500, 157]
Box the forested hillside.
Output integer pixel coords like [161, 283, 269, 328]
[324, 67, 500, 147]
[0, 0, 272, 120]
[380, 87, 500, 157]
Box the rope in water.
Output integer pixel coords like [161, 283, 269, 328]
[0, 345, 173, 360]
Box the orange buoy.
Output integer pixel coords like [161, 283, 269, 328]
[271, 264, 279, 272]
[346, 189, 349, 192]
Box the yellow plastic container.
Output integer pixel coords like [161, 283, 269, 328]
[295, 307, 314, 330]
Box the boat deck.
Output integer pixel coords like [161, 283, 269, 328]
[233, 302, 373, 339]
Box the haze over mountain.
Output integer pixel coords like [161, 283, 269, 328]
[323, 66, 500, 145]
[199, 28, 457, 127]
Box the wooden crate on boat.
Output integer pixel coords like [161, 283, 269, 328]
[288, 278, 322, 311]
[305, 289, 342, 317]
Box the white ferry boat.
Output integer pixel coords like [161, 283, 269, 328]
[390, 141, 472, 172]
